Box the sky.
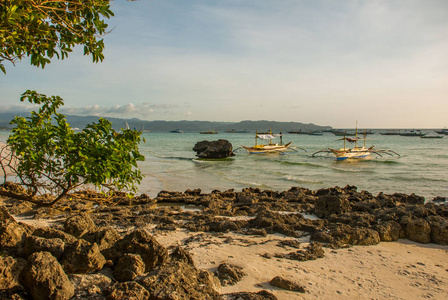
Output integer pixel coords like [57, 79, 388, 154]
[1, 0, 447, 128]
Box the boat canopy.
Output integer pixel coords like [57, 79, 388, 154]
[257, 134, 281, 139]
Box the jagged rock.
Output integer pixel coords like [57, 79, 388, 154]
[138, 261, 221, 299]
[223, 290, 278, 300]
[311, 224, 380, 247]
[328, 211, 376, 227]
[427, 215, 448, 245]
[315, 194, 351, 218]
[20, 251, 74, 300]
[170, 246, 195, 265]
[375, 220, 404, 242]
[193, 139, 235, 159]
[0, 255, 27, 290]
[276, 242, 325, 261]
[61, 239, 106, 274]
[269, 276, 306, 293]
[23, 235, 65, 259]
[401, 217, 431, 244]
[64, 212, 98, 238]
[106, 281, 150, 300]
[33, 227, 78, 245]
[110, 229, 168, 272]
[215, 263, 246, 286]
[70, 272, 113, 299]
[93, 227, 121, 251]
[0, 206, 28, 255]
[114, 254, 145, 282]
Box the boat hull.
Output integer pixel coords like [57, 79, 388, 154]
[242, 142, 292, 154]
[329, 148, 372, 160]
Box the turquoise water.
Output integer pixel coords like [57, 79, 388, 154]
[2, 130, 447, 200]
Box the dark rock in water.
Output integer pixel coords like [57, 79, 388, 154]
[223, 290, 278, 299]
[193, 139, 235, 159]
[138, 260, 221, 299]
[20, 251, 75, 300]
[432, 196, 447, 203]
[107, 281, 150, 300]
[269, 276, 306, 293]
[215, 263, 246, 286]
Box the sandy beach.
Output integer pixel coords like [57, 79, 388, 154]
[2, 185, 448, 300]
[147, 226, 448, 300]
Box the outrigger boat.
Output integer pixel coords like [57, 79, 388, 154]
[241, 130, 304, 154]
[312, 124, 400, 160]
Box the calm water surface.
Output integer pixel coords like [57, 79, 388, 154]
[2, 130, 447, 200]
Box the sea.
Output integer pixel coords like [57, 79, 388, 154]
[1, 130, 447, 201]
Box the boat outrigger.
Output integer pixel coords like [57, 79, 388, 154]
[312, 127, 400, 160]
[241, 130, 305, 154]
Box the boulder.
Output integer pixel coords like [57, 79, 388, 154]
[61, 239, 106, 274]
[114, 253, 146, 282]
[107, 281, 150, 300]
[110, 229, 168, 272]
[0, 255, 27, 290]
[0, 206, 28, 254]
[138, 261, 221, 299]
[311, 224, 380, 247]
[94, 227, 121, 251]
[215, 263, 246, 286]
[20, 251, 74, 300]
[401, 217, 431, 244]
[269, 276, 306, 293]
[23, 235, 65, 259]
[427, 215, 448, 245]
[70, 272, 114, 299]
[315, 194, 351, 218]
[223, 290, 278, 299]
[375, 220, 404, 242]
[193, 139, 235, 159]
[276, 242, 325, 261]
[64, 212, 98, 238]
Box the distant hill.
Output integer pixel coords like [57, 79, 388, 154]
[0, 112, 332, 132]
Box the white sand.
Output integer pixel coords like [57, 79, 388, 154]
[152, 229, 448, 300]
[13, 215, 448, 299]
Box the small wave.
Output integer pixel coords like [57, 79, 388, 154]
[284, 175, 322, 184]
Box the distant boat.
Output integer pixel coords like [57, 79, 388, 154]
[421, 133, 443, 139]
[170, 129, 183, 133]
[288, 130, 310, 134]
[332, 130, 374, 136]
[380, 130, 401, 135]
[200, 129, 218, 134]
[308, 131, 323, 136]
[142, 125, 151, 133]
[400, 130, 424, 137]
[434, 129, 448, 135]
[225, 129, 248, 133]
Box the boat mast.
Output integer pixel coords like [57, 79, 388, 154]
[255, 130, 258, 146]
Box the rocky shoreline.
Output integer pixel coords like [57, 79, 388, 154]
[1, 183, 447, 299]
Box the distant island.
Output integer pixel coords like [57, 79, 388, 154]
[0, 112, 332, 133]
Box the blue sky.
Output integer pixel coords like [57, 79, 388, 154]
[1, 0, 447, 128]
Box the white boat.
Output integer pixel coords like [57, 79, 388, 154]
[241, 130, 294, 154]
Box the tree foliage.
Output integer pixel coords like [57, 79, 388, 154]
[1, 90, 145, 206]
[0, 0, 114, 74]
